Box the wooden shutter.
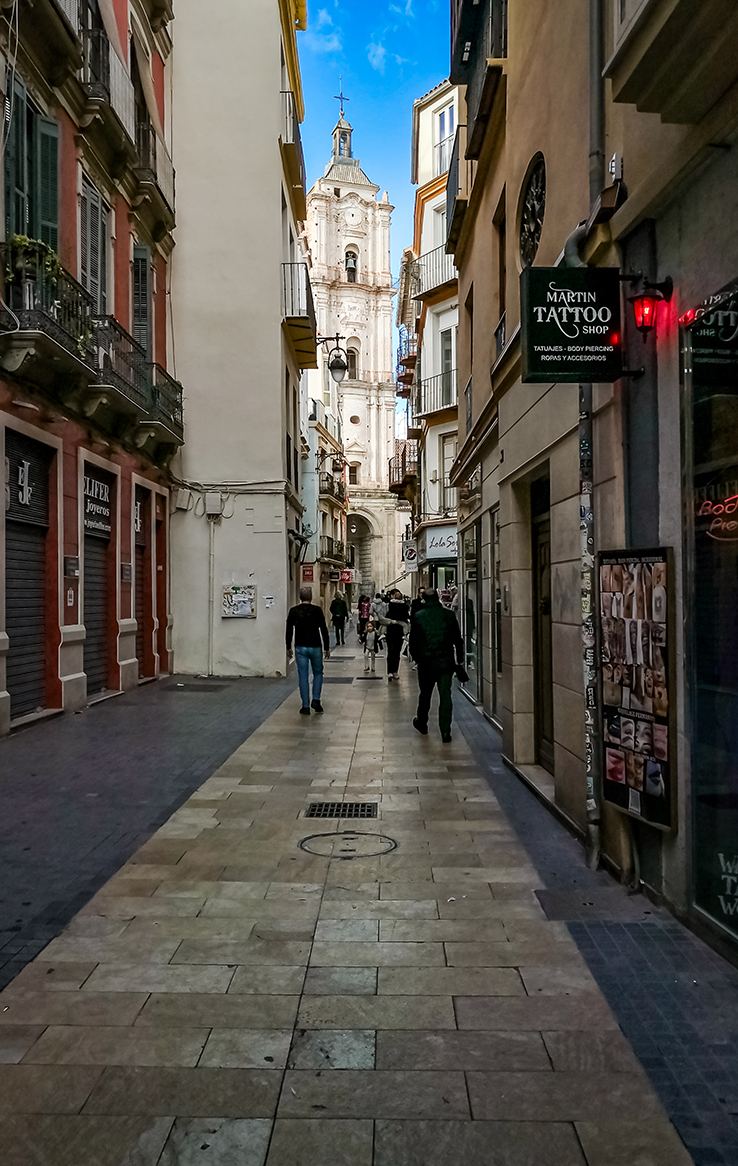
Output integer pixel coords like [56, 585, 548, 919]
[4, 79, 28, 238]
[80, 177, 108, 312]
[132, 246, 151, 356]
[36, 117, 59, 251]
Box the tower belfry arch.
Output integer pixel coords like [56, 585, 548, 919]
[305, 111, 403, 595]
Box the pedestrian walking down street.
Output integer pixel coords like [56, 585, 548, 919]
[382, 588, 410, 681]
[363, 616, 380, 672]
[286, 586, 331, 714]
[330, 592, 349, 646]
[409, 587, 466, 743]
[357, 594, 371, 643]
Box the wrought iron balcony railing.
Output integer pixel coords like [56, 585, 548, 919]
[442, 475, 458, 516]
[417, 370, 457, 416]
[319, 473, 346, 502]
[81, 28, 136, 142]
[136, 121, 175, 212]
[415, 245, 457, 298]
[92, 316, 149, 411]
[2, 247, 96, 363]
[149, 362, 184, 441]
[280, 91, 307, 194]
[59, 0, 80, 31]
[389, 440, 418, 491]
[320, 535, 346, 563]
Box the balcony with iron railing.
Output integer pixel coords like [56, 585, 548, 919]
[280, 91, 307, 219]
[451, 0, 507, 82]
[320, 535, 346, 563]
[417, 370, 458, 416]
[81, 27, 136, 143]
[319, 473, 346, 503]
[0, 243, 183, 456]
[136, 121, 175, 215]
[282, 262, 318, 369]
[389, 440, 418, 497]
[446, 126, 470, 252]
[21, 0, 82, 83]
[414, 245, 457, 299]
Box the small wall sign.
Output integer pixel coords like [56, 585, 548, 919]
[521, 267, 622, 383]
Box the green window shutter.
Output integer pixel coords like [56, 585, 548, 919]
[80, 176, 108, 312]
[5, 79, 28, 238]
[132, 245, 151, 357]
[36, 117, 59, 252]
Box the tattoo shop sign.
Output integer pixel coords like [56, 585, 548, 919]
[521, 267, 622, 383]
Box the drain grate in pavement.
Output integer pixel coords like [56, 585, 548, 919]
[305, 802, 378, 819]
[321, 678, 355, 684]
[535, 887, 658, 921]
[355, 676, 382, 681]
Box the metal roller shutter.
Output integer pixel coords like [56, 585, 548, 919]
[84, 535, 109, 695]
[135, 543, 145, 667]
[5, 520, 47, 717]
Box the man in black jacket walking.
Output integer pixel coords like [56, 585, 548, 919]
[286, 587, 331, 714]
[409, 588, 464, 742]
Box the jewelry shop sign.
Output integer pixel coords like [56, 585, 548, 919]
[599, 548, 674, 830]
[521, 267, 622, 383]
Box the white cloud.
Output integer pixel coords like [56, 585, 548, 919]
[367, 41, 387, 72]
[304, 28, 343, 54]
[315, 7, 333, 28]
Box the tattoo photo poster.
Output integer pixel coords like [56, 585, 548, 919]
[598, 549, 673, 829]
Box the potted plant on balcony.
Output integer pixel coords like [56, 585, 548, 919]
[5, 235, 63, 285]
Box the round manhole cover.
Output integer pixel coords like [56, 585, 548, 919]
[299, 832, 397, 858]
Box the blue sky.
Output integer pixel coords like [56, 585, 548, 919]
[298, 0, 450, 279]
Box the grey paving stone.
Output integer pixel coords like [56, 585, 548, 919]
[467, 1071, 667, 1121]
[310, 941, 446, 967]
[378, 918, 506, 942]
[520, 966, 600, 995]
[172, 940, 312, 967]
[575, 1119, 697, 1166]
[0, 1114, 173, 1166]
[314, 920, 379, 942]
[378, 966, 525, 996]
[83, 1066, 282, 1117]
[0, 1025, 46, 1063]
[0, 989, 148, 1028]
[317, 899, 438, 919]
[23, 1024, 210, 1067]
[0, 1064, 103, 1114]
[266, 1119, 373, 1166]
[135, 993, 299, 1030]
[199, 1029, 293, 1069]
[542, 1030, 646, 1073]
[287, 1029, 375, 1069]
[444, 940, 586, 967]
[83, 963, 236, 994]
[376, 1029, 552, 1071]
[296, 995, 456, 1030]
[278, 1068, 469, 1118]
[454, 994, 620, 1030]
[5, 961, 98, 992]
[158, 1118, 272, 1166]
[228, 966, 306, 995]
[303, 967, 377, 995]
[373, 1119, 587, 1165]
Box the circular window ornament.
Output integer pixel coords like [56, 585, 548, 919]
[519, 157, 546, 269]
[350, 414, 361, 425]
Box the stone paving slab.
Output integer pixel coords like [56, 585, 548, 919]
[0, 641, 695, 1163]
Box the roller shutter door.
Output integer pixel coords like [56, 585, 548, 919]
[84, 534, 109, 695]
[5, 520, 46, 717]
[135, 543, 145, 667]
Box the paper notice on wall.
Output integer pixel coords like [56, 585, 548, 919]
[222, 585, 256, 618]
[264, 595, 274, 609]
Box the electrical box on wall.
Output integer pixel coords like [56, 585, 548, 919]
[205, 492, 223, 516]
[64, 556, 80, 578]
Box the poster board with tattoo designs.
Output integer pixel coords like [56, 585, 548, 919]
[598, 548, 674, 829]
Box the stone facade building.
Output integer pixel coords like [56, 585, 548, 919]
[304, 115, 402, 600]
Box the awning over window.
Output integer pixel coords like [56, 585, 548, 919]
[97, 0, 126, 64]
[132, 31, 165, 141]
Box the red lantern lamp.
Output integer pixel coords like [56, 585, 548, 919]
[628, 277, 673, 340]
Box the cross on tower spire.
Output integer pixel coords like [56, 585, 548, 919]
[333, 77, 350, 119]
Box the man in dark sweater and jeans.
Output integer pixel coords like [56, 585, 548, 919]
[286, 586, 331, 715]
[409, 588, 464, 742]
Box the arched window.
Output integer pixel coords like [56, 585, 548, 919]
[347, 348, 358, 379]
[345, 251, 357, 283]
[340, 133, 348, 157]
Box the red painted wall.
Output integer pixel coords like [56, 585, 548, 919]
[57, 109, 78, 277]
[152, 52, 166, 131]
[113, 194, 131, 333]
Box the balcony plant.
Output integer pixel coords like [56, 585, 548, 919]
[5, 235, 63, 285]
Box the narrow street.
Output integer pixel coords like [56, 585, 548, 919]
[1, 639, 735, 1164]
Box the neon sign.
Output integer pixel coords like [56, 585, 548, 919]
[696, 495, 738, 541]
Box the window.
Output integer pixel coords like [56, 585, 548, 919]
[132, 245, 150, 355]
[334, 187, 341, 197]
[435, 205, 447, 248]
[441, 434, 458, 512]
[441, 328, 454, 406]
[349, 464, 359, 486]
[347, 349, 358, 379]
[435, 104, 455, 176]
[345, 250, 357, 283]
[81, 177, 108, 314]
[339, 132, 349, 157]
[286, 432, 292, 483]
[4, 79, 59, 249]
